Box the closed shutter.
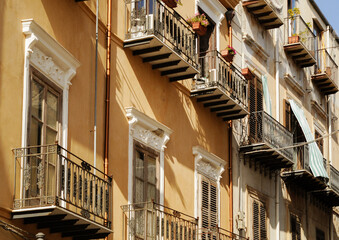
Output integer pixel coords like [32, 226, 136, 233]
[249, 78, 263, 143]
[201, 177, 218, 238]
[252, 199, 267, 240]
[291, 214, 301, 240]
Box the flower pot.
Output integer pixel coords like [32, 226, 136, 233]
[288, 35, 300, 44]
[192, 22, 207, 36]
[162, 0, 177, 8]
[241, 68, 254, 80]
[221, 50, 235, 63]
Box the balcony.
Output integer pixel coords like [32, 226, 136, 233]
[122, 202, 248, 240]
[312, 165, 339, 207]
[12, 144, 112, 239]
[240, 111, 294, 170]
[311, 49, 339, 95]
[284, 15, 316, 68]
[124, 0, 199, 81]
[219, 0, 241, 9]
[191, 51, 249, 121]
[243, 0, 283, 30]
[281, 145, 327, 192]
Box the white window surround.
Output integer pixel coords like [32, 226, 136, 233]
[196, 0, 227, 51]
[21, 19, 80, 149]
[193, 146, 226, 226]
[126, 107, 173, 205]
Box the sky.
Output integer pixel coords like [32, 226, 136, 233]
[314, 0, 339, 34]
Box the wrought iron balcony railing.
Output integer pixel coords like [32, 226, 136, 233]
[124, 0, 198, 69]
[246, 111, 294, 161]
[13, 144, 112, 229]
[199, 227, 249, 240]
[284, 15, 316, 68]
[122, 202, 249, 240]
[192, 50, 248, 111]
[330, 165, 339, 194]
[312, 48, 339, 94]
[284, 15, 315, 52]
[122, 201, 198, 240]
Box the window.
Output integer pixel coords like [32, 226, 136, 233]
[313, 22, 323, 73]
[252, 198, 267, 240]
[249, 77, 263, 143]
[28, 68, 61, 146]
[290, 214, 301, 240]
[200, 176, 218, 238]
[133, 142, 159, 203]
[284, 100, 306, 170]
[315, 130, 324, 154]
[316, 228, 325, 240]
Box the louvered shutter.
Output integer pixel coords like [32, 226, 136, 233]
[291, 214, 301, 240]
[249, 78, 264, 143]
[253, 201, 259, 240]
[253, 199, 267, 240]
[201, 178, 218, 238]
[260, 203, 267, 240]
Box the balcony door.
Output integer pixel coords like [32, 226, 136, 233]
[198, 8, 216, 81]
[313, 23, 323, 73]
[25, 68, 61, 203]
[249, 77, 263, 143]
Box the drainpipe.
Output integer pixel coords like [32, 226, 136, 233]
[229, 121, 233, 234]
[275, 27, 280, 240]
[104, 0, 112, 177]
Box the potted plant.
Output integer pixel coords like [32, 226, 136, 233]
[162, 0, 182, 9]
[186, 13, 209, 36]
[221, 45, 236, 62]
[242, 68, 254, 80]
[288, 8, 300, 44]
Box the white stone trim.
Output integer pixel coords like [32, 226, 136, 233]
[126, 107, 173, 205]
[21, 19, 80, 149]
[197, 0, 226, 51]
[193, 146, 226, 226]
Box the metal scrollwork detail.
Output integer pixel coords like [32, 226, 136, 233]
[81, 209, 91, 219]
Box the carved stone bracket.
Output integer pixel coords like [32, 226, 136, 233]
[193, 146, 226, 182]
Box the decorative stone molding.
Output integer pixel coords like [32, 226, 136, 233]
[21, 19, 80, 149]
[193, 146, 226, 181]
[243, 33, 269, 61]
[284, 73, 305, 96]
[126, 107, 172, 206]
[126, 107, 172, 151]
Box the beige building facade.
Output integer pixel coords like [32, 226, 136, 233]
[0, 0, 338, 240]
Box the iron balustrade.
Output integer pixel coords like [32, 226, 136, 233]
[121, 201, 198, 240]
[193, 50, 248, 110]
[314, 49, 338, 80]
[199, 227, 249, 240]
[13, 144, 112, 228]
[247, 111, 294, 160]
[330, 165, 339, 194]
[284, 15, 315, 53]
[124, 0, 198, 69]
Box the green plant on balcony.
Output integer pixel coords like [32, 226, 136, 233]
[221, 45, 236, 63]
[162, 0, 182, 8]
[186, 13, 209, 36]
[288, 8, 312, 44]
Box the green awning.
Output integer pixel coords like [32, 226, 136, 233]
[262, 75, 272, 116]
[289, 100, 328, 179]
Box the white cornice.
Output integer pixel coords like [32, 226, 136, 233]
[198, 0, 226, 25]
[22, 19, 80, 81]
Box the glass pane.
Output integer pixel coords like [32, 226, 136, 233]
[135, 178, 144, 203]
[147, 156, 156, 184]
[31, 80, 44, 120]
[147, 183, 156, 201]
[29, 118, 42, 146]
[46, 127, 57, 145]
[46, 91, 58, 129]
[136, 151, 144, 179]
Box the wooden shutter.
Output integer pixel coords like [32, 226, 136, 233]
[201, 178, 218, 234]
[291, 214, 301, 240]
[249, 78, 264, 143]
[252, 199, 266, 240]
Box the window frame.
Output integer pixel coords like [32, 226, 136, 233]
[315, 130, 324, 154]
[290, 213, 301, 240]
[132, 141, 160, 204]
[27, 67, 62, 146]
